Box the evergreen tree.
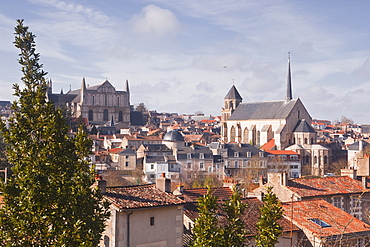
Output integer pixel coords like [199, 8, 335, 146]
[0, 19, 110, 246]
[191, 187, 222, 247]
[222, 186, 248, 247]
[255, 186, 283, 247]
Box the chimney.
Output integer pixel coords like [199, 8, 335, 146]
[281, 172, 288, 186]
[341, 168, 357, 180]
[259, 175, 264, 186]
[362, 176, 368, 189]
[97, 178, 107, 194]
[156, 173, 171, 193]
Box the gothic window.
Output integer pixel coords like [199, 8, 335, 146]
[118, 111, 123, 122]
[105, 95, 107, 106]
[304, 138, 308, 144]
[117, 97, 120, 106]
[230, 126, 236, 143]
[311, 138, 314, 144]
[243, 127, 249, 143]
[88, 110, 93, 121]
[256, 131, 260, 145]
[92, 96, 95, 106]
[103, 109, 109, 121]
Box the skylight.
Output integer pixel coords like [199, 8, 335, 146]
[309, 218, 331, 228]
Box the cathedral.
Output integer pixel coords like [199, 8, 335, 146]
[47, 78, 131, 127]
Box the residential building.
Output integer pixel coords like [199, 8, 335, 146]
[100, 177, 185, 247]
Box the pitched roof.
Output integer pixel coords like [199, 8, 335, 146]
[286, 176, 369, 198]
[104, 184, 185, 210]
[260, 139, 275, 151]
[266, 150, 299, 155]
[228, 99, 298, 120]
[282, 199, 370, 238]
[224, 85, 242, 100]
[181, 187, 233, 202]
[293, 119, 315, 133]
[184, 197, 299, 237]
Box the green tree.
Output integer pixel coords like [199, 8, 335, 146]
[222, 186, 248, 247]
[255, 186, 283, 247]
[191, 187, 222, 247]
[0, 19, 110, 246]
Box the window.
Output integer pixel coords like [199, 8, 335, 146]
[309, 218, 331, 228]
[199, 153, 204, 159]
[234, 152, 239, 157]
[187, 153, 192, 159]
[331, 196, 343, 210]
[259, 152, 264, 158]
[125, 162, 129, 167]
[290, 155, 298, 161]
[150, 164, 154, 170]
[200, 162, 204, 170]
[103, 109, 109, 121]
[350, 195, 362, 220]
[118, 111, 123, 122]
[234, 161, 239, 168]
[187, 163, 191, 169]
[88, 110, 93, 121]
[150, 217, 155, 226]
[246, 152, 251, 158]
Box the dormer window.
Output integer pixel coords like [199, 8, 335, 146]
[187, 153, 192, 159]
[199, 153, 204, 159]
[234, 152, 239, 157]
[259, 152, 264, 158]
[246, 152, 251, 158]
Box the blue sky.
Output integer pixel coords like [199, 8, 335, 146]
[1, 1, 370, 123]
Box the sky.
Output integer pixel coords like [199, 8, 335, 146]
[1, 1, 370, 124]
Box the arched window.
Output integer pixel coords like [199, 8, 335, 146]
[311, 138, 314, 144]
[103, 109, 109, 121]
[230, 126, 236, 143]
[105, 95, 107, 106]
[314, 156, 318, 164]
[256, 130, 260, 145]
[304, 138, 308, 144]
[118, 111, 123, 122]
[117, 97, 120, 107]
[324, 156, 328, 164]
[88, 110, 93, 121]
[243, 127, 249, 143]
[92, 96, 95, 106]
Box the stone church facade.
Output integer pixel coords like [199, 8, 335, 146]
[221, 57, 331, 176]
[47, 78, 131, 127]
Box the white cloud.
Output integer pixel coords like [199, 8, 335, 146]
[130, 4, 180, 39]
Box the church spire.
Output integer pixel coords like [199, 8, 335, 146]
[286, 53, 293, 102]
[80, 77, 86, 104]
[124, 79, 130, 94]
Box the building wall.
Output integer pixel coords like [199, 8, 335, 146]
[102, 206, 183, 247]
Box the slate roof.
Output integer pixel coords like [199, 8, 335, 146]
[224, 85, 243, 100]
[282, 199, 370, 238]
[286, 176, 369, 198]
[348, 140, 370, 151]
[104, 184, 185, 210]
[163, 130, 184, 142]
[228, 99, 298, 120]
[130, 111, 145, 126]
[293, 119, 315, 133]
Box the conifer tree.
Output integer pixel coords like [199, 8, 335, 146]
[255, 186, 283, 247]
[0, 19, 110, 246]
[222, 186, 248, 247]
[191, 187, 222, 247]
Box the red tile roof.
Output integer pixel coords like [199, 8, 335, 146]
[260, 139, 275, 151]
[287, 176, 369, 198]
[282, 199, 370, 238]
[185, 197, 299, 237]
[104, 184, 185, 210]
[266, 150, 299, 155]
[109, 148, 125, 154]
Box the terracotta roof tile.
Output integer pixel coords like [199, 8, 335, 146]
[260, 139, 275, 151]
[104, 184, 185, 210]
[286, 176, 369, 197]
[182, 187, 233, 202]
[266, 150, 299, 155]
[282, 199, 370, 238]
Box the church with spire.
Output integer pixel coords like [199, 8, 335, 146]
[221, 56, 313, 150]
[47, 78, 131, 127]
[221, 56, 331, 176]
